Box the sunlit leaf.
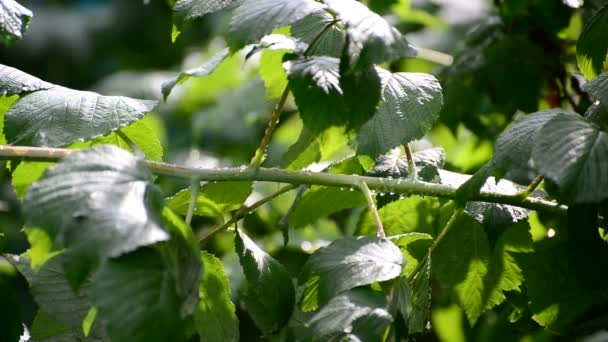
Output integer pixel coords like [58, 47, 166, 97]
[0, 0, 32, 45]
[228, 0, 323, 50]
[0, 64, 52, 96]
[307, 288, 393, 341]
[5, 86, 158, 147]
[323, 0, 416, 71]
[299, 237, 404, 310]
[23, 145, 169, 289]
[532, 112, 608, 203]
[357, 69, 443, 157]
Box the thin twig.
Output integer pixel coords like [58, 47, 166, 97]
[516, 175, 544, 199]
[359, 181, 385, 238]
[198, 184, 296, 246]
[408, 207, 464, 282]
[115, 130, 143, 158]
[404, 144, 418, 181]
[248, 20, 338, 169]
[185, 178, 200, 225]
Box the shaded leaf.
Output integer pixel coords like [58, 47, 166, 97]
[5, 86, 158, 147]
[90, 248, 184, 342]
[408, 254, 431, 333]
[280, 126, 321, 169]
[166, 181, 252, 217]
[357, 69, 443, 157]
[0, 0, 32, 45]
[390, 232, 432, 278]
[576, 4, 608, 79]
[289, 157, 366, 227]
[12, 254, 92, 333]
[442, 169, 538, 226]
[307, 288, 392, 342]
[196, 251, 239, 342]
[228, 0, 323, 51]
[532, 112, 608, 203]
[323, 0, 416, 71]
[299, 237, 404, 310]
[291, 12, 344, 57]
[583, 71, 608, 110]
[23, 145, 169, 289]
[235, 229, 295, 334]
[162, 48, 230, 100]
[367, 147, 445, 181]
[0, 64, 53, 96]
[493, 109, 564, 172]
[284, 56, 346, 133]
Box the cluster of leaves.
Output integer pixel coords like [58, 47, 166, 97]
[0, 0, 607, 341]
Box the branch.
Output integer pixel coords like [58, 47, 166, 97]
[0, 145, 567, 215]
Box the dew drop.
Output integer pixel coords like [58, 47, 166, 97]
[389, 192, 395, 196]
[349, 187, 354, 192]
[340, 187, 344, 191]
[379, 192, 385, 197]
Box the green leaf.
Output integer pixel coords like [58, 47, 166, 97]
[532, 112, 608, 203]
[357, 196, 439, 237]
[576, 3, 608, 79]
[389, 232, 432, 278]
[260, 48, 289, 99]
[5, 86, 158, 147]
[12, 254, 93, 334]
[235, 228, 295, 334]
[159, 208, 203, 318]
[306, 288, 393, 341]
[90, 248, 184, 342]
[323, 0, 417, 72]
[408, 254, 431, 333]
[583, 71, 608, 110]
[280, 126, 321, 169]
[0, 95, 18, 144]
[23, 145, 169, 289]
[432, 214, 491, 325]
[228, 0, 323, 51]
[92, 116, 164, 161]
[23, 227, 60, 270]
[0, 0, 33, 45]
[12, 161, 53, 199]
[29, 309, 73, 341]
[433, 215, 532, 325]
[161, 48, 230, 101]
[174, 0, 242, 20]
[196, 251, 239, 342]
[291, 12, 344, 57]
[299, 237, 404, 310]
[357, 69, 443, 157]
[0, 64, 53, 96]
[166, 181, 252, 217]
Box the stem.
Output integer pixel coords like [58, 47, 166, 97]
[0, 145, 567, 215]
[408, 207, 464, 282]
[185, 178, 200, 225]
[248, 20, 338, 169]
[517, 175, 544, 199]
[359, 181, 385, 238]
[249, 87, 289, 168]
[116, 130, 143, 157]
[404, 144, 418, 181]
[198, 184, 296, 246]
